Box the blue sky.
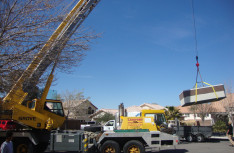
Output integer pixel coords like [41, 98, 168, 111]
[54, 0, 234, 109]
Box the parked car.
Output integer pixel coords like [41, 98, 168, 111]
[0, 120, 17, 130]
[80, 121, 97, 130]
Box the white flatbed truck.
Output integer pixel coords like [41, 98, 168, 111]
[50, 129, 179, 153]
[97, 129, 179, 153]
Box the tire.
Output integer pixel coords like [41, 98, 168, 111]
[14, 141, 34, 153]
[196, 134, 204, 142]
[100, 140, 120, 153]
[186, 134, 194, 142]
[123, 140, 145, 153]
[84, 126, 102, 132]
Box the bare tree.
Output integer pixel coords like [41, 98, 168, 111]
[196, 103, 216, 124]
[61, 90, 87, 118]
[0, 0, 99, 95]
[188, 103, 216, 125]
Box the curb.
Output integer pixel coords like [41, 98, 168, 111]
[210, 136, 228, 140]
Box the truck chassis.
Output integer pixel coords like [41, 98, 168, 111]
[50, 130, 179, 153]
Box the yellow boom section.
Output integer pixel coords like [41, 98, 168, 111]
[1, 0, 100, 130]
[3, 0, 100, 109]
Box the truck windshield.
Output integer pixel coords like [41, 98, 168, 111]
[145, 113, 166, 126]
[44, 102, 64, 117]
[155, 113, 166, 125]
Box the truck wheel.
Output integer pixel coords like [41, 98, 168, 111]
[123, 140, 145, 153]
[15, 141, 33, 153]
[186, 134, 194, 142]
[196, 134, 204, 142]
[100, 140, 120, 153]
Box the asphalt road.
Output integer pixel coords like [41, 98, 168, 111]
[46, 139, 234, 153]
[155, 139, 233, 153]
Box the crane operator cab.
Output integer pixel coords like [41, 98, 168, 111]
[17, 99, 65, 130]
[26, 99, 64, 116]
[43, 100, 64, 117]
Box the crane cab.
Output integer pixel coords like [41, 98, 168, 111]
[14, 99, 65, 130]
[26, 99, 64, 117]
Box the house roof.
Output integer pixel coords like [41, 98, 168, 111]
[177, 105, 191, 113]
[140, 103, 165, 110]
[126, 106, 142, 112]
[89, 109, 118, 118]
[126, 103, 165, 112]
[63, 99, 98, 109]
[77, 99, 98, 109]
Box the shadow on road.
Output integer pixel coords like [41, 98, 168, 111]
[159, 149, 188, 153]
[179, 138, 228, 144]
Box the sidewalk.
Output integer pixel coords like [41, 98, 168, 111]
[210, 135, 228, 140]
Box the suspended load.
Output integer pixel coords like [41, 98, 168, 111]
[180, 2, 227, 107]
[179, 84, 226, 107]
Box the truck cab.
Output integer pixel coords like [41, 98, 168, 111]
[141, 109, 167, 130]
[103, 120, 115, 131]
[12, 99, 65, 130]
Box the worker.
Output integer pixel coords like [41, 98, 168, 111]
[0, 131, 13, 153]
[227, 121, 234, 146]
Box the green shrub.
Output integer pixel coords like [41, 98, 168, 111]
[213, 120, 227, 133]
[96, 112, 115, 124]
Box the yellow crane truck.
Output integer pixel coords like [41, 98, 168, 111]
[0, 0, 100, 153]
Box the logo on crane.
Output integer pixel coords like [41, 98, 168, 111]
[18, 117, 36, 121]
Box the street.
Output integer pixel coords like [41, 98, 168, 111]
[46, 138, 234, 153]
[155, 139, 233, 153]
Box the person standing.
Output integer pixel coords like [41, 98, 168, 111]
[0, 131, 13, 153]
[227, 121, 234, 146]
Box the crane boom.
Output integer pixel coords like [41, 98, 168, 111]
[0, 0, 100, 131]
[3, 0, 100, 109]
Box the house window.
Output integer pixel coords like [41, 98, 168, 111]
[196, 114, 209, 117]
[88, 107, 92, 114]
[183, 113, 190, 117]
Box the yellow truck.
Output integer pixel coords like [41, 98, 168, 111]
[120, 109, 167, 132]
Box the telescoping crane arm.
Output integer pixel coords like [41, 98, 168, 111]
[1, 0, 100, 130]
[3, 0, 100, 109]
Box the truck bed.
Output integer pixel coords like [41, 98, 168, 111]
[175, 126, 212, 139]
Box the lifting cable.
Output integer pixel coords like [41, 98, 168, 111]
[191, 0, 203, 86]
[191, 0, 218, 102]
